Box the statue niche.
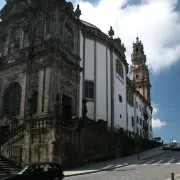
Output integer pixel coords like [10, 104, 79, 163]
[8, 36, 20, 54]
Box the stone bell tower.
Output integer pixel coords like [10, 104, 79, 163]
[130, 37, 151, 102]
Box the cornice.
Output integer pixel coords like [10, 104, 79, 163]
[81, 24, 129, 70]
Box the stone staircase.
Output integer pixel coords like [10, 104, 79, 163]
[0, 156, 20, 175]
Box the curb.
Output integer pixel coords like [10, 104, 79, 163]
[65, 150, 165, 177]
[141, 150, 165, 161]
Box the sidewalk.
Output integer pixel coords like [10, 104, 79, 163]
[64, 146, 165, 177]
[164, 172, 180, 180]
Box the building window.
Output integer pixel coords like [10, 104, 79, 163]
[150, 125, 152, 131]
[140, 118, 142, 125]
[85, 80, 94, 100]
[137, 127, 139, 135]
[3, 82, 22, 116]
[127, 113, 128, 124]
[136, 101, 138, 109]
[32, 91, 38, 114]
[64, 25, 73, 48]
[116, 60, 124, 82]
[139, 104, 141, 111]
[119, 94, 122, 102]
[136, 75, 139, 79]
[132, 116, 134, 127]
[127, 90, 134, 106]
[137, 116, 139, 123]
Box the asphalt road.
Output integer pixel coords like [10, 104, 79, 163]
[65, 150, 180, 180]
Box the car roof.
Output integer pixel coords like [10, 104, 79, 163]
[25, 162, 61, 166]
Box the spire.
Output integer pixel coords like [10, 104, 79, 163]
[136, 36, 139, 42]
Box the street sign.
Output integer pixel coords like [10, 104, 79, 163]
[154, 137, 161, 141]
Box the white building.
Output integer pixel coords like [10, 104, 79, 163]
[79, 22, 153, 139]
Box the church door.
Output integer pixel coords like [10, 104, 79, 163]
[62, 94, 72, 120]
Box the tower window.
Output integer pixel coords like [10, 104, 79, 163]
[136, 47, 138, 52]
[136, 75, 139, 79]
[139, 85, 141, 88]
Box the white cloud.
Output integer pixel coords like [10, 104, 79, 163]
[151, 103, 166, 129]
[152, 118, 166, 129]
[74, 0, 180, 73]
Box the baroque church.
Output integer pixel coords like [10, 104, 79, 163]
[0, 0, 153, 166]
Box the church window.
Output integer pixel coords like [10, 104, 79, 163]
[136, 75, 139, 79]
[64, 24, 74, 49]
[116, 60, 124, 82]
[137, 116, 139, 123]
[85, 80, 94, 100]
[3, 82, 22, 116]
[32, 91, 38, 114]
[139, 85, 141, 88]
[119, 94, 122, 102]
[136, 47, 138, 52]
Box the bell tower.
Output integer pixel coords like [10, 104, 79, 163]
[130, 37, 151, 102]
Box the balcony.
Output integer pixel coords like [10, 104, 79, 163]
[143, 122, 148, 132]
[143, 108, 148, 120]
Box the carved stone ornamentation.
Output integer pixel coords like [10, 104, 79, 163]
[0, 33, 8, 42]
[26, 98, 33, 118]
[8, 36, 20, 54]
[31, 73, 39, 88]
[74, 5, 81, 19]
[34, 20, 43, 43]
[53, 102, 61, 114]
[7, 74, 18, 82]
[60, 80, 75, 96]
[108, 26, 114, 39]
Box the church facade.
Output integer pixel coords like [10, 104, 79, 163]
[0, 0, 153, 166]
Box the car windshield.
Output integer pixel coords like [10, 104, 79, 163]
[17, 166, 29, 175]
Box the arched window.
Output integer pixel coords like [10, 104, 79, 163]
[116, 60, 124, 81]
[64, 24, 74, 49]
[3, 82, 22, 116]
[32, 91, 38, 114]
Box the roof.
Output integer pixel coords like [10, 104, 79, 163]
[81, 20, 100, 30]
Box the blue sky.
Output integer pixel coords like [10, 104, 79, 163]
[1, 0, 180, 143]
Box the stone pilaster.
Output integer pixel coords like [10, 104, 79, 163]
[24, 120, 32, 164]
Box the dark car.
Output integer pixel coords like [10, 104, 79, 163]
[172, 144, 180, 151]
[2, 162, 64, 180]
[163, 144, 171, 150]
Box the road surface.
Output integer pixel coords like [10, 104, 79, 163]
[65, 150, 180, 180]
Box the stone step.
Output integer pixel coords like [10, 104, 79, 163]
[0, 156, 19, 174]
